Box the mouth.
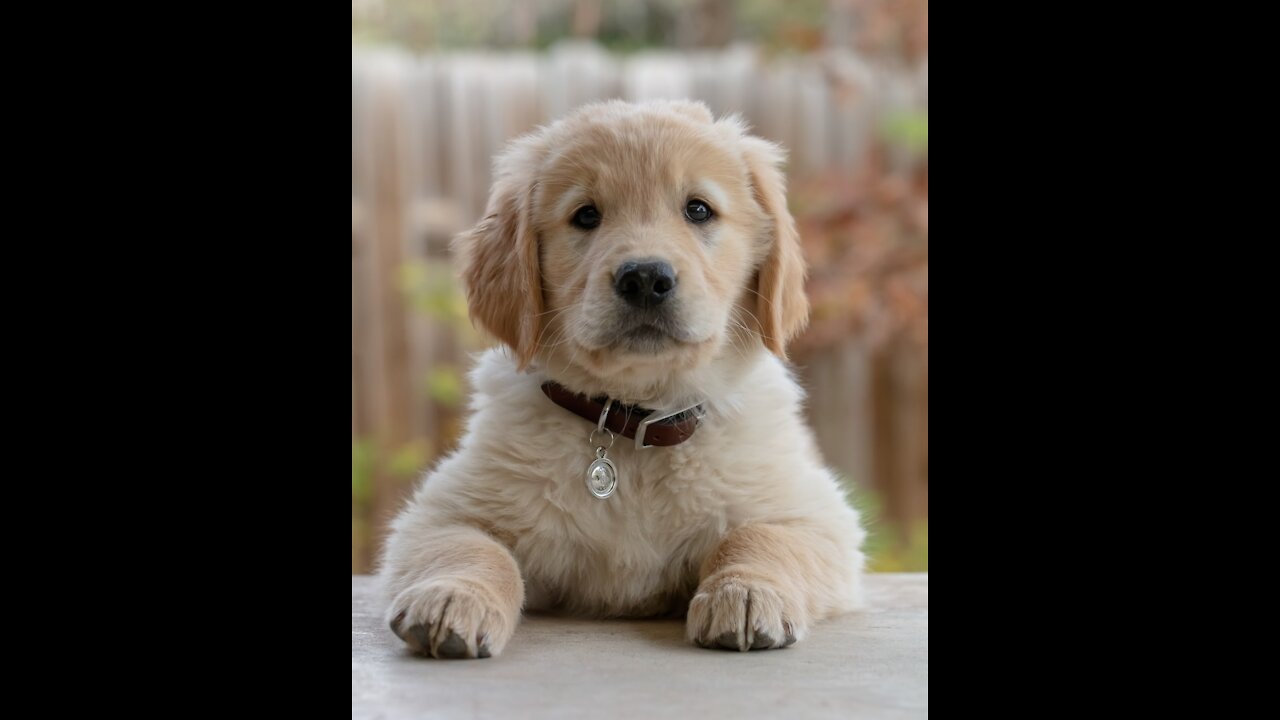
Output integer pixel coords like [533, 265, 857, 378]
[577, 304, 707, 357]
[617, 323, 677, 353]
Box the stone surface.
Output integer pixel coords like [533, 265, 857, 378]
[353, 573, 928, 719]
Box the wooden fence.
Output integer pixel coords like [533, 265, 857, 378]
[352, 43, 928, 573]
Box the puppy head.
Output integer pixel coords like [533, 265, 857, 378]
[457, 100, 808, 388]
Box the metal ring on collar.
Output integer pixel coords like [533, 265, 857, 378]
[589, 427, 616, 450]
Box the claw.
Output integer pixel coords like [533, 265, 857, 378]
[408, 624, 433, 655]
[436, 630, 470, 659]
[715, 631, 745, 652]
[389, 611, 407, 640]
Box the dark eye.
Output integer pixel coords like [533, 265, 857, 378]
[685, 199, 713, 224]
[571, 205, 602, 230]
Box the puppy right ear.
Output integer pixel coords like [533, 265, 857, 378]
[660, 100, 714, 124]
[454, 140, 544, 369]
[741, 136, 809, 359]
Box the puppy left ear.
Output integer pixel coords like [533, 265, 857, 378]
[742, 136, 809, 359]
[660, 100, 715, 124]
[454, 141, 544, 369]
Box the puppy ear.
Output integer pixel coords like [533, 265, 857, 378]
[742, 136, 809, 358]
[661, 100, 715, 124]
[455, 142, 544, 369]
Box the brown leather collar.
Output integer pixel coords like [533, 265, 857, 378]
[540, 381, 704, 449]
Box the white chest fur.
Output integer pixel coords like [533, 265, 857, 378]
[427, 349, 841, 617]
[491, 436, 728, 616]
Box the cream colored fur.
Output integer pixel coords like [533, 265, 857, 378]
[381, 100, 865, 659]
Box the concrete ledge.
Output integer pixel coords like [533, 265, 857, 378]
[353, 573, 928, 719]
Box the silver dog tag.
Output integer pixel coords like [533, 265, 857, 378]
[586, 398, 619, 499]
[586, 451, 618, 499]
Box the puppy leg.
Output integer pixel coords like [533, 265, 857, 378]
[382, 524, 524, 659]
[687, 524, 861, 652]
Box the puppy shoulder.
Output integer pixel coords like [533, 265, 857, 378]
[742, 351, 808, 412]
[466, 348, 544, 412]
[458, 348, 563, 457]
[401, 349, 551, 508]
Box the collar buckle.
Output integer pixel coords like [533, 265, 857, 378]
[635, 402, 706, 450]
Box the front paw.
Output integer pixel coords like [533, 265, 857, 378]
[387, 579, 516, 659]
[687, 573, 805, 652]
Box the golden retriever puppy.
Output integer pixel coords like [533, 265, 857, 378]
[381, 100, 865, 658]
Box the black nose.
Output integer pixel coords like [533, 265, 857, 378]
[615, 261, 678, 309]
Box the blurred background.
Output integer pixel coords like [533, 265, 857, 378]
[352, 0, 928, 574]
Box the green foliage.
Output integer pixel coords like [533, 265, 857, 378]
[353, 438, 434, 489]
[389, 440, 432, 479]
[882, 111, 929, 155]
[401, 261, 469, 323]
[426, 366, 465, 407]
[352, 515, 367, 573]
[847, 482, 929, 573]
[352, 439, 375, 506]
[400, 260, 485, 350]
[736, 0, 828, 51]
[354, 0, 846, 54]
[352, 440, 376, 574]
[868, 520, 928, 573]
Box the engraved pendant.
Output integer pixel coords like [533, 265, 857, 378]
[586, 398, 619, 499]
[586, 450, 618, 499]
